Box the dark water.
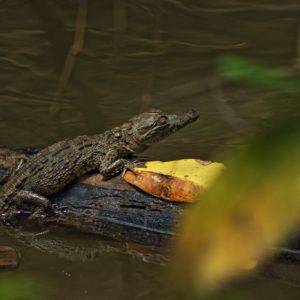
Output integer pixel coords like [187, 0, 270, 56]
[0, 0, 300, 299]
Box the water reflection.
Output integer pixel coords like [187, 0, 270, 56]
[0, 0, 300, 299]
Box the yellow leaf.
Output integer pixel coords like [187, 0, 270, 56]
[134, 159, 224, 189]
[123, 159, 224, 202]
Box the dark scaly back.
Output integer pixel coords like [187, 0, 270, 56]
[19, 136, 99, 196]
[0, 138, 81, 206]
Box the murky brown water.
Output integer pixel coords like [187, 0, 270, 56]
[1, 0, 300, 299]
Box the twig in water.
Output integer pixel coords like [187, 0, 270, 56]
[52, 0, 88, 130]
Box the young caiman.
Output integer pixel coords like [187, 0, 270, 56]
[0, 109, 199, 222]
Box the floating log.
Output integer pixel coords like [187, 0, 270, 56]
[0, 245, 19, 269]
[0, 146, 300, 267]
[0, 147, 183, 247]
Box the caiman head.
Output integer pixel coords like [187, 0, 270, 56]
[118, 109, 199, 152]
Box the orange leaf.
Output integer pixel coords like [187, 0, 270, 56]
[123, 170, 202, 202]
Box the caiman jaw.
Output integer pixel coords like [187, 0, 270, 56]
[168, 109, 200, 132]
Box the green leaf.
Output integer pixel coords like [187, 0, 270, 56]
[217, 55, 299, 93]
[0, 277, 41, 300]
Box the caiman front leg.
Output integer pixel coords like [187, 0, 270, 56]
[98, 150, 138, 180]
[2, 190, 53, 223]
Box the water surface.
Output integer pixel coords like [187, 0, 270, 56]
[0, 1, 300, 299]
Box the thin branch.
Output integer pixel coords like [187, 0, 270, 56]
[54, 0, 88, 99]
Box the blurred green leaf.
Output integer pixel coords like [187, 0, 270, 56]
[218, 55, 299, 93]
[173, 118, 300, 294]
[0, 277, 41, 300]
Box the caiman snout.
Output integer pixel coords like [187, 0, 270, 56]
[184, 109, 200, 123]
[168, 109, 200, 131]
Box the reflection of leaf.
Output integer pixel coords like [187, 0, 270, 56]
[0, 277, 41, 300]
[218, 55, 299, 93]
[123, 159, 224, 202]
[172, 118, 300, 294]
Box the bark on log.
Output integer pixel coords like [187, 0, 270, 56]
[0, 147, 183, 247]
[0, 246, 19, 269]
[0, 146, 300, 267]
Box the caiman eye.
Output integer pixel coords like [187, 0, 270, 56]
[157, 116, 168, 125]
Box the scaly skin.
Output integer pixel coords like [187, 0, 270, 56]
[0, 109, 199, 222]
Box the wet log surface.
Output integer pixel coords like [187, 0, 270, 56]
[47, 177, 183, 247]
[0, 245, 19, 269]
[0, 146, 299, 266]
[0, 146, 184, 247]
